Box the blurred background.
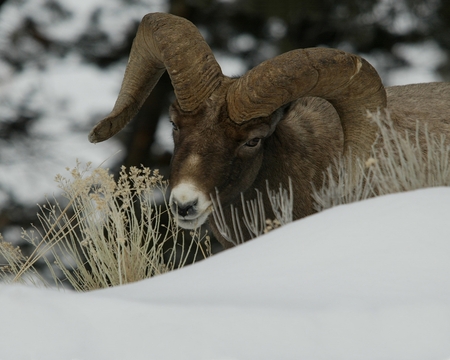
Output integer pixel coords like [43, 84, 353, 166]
[1, 0, 449, 265]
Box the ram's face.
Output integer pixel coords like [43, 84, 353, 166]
[168, 99, 275, 229]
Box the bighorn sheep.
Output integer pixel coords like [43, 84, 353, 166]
[89, 13, 450, 248]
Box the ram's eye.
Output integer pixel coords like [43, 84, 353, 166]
[245, 138, 261, 147]
[170, 121, 179, 131]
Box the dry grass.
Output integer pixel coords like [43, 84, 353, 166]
[0, 162, 210, 291]
[313, 111, 450, 211]
[211, 179, 293, 246]
[0, 234, 49, 286]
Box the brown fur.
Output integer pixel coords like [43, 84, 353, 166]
[387, 83, 450, 135]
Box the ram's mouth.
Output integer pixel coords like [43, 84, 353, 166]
[173, 207, 212, 229]
[169, 183, 214, 230]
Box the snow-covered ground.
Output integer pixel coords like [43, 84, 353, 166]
[1, 187, 449, 360]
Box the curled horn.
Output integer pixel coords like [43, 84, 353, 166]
[226, 48, 387, 162]
[89, 13, 223, 143]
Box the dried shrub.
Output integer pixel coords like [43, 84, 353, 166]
[211, 179, 293, 246]
[313, 111, 450, 210]
[0, 162, 210, 291]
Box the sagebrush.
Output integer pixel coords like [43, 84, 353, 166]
[1, 163, 210, 290]
[313, 111, 450, 211]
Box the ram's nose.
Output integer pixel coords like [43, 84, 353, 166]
[171, 199, 198, 218]
[169, 182, 213, 229]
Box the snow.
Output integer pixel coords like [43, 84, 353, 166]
[1, 187, 450, 360]
[389, 41, 447, 85]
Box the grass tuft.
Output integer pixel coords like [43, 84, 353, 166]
[0, 162, 210, 291]
[313, 111, 450, 211]
[211, 178, 294, 246]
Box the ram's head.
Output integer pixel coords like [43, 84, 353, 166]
[89, 13, 386, 230]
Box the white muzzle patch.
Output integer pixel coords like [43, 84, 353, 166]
[169, 182, 212, 229]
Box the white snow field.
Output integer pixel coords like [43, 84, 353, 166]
[1, 187, 450, 360]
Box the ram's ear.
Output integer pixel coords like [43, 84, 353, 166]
[268, 102, 292, 136]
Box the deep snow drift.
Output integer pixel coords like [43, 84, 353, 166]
[1, 187, 450, 360]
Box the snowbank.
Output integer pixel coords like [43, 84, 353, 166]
[1, 187, 450, 360]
